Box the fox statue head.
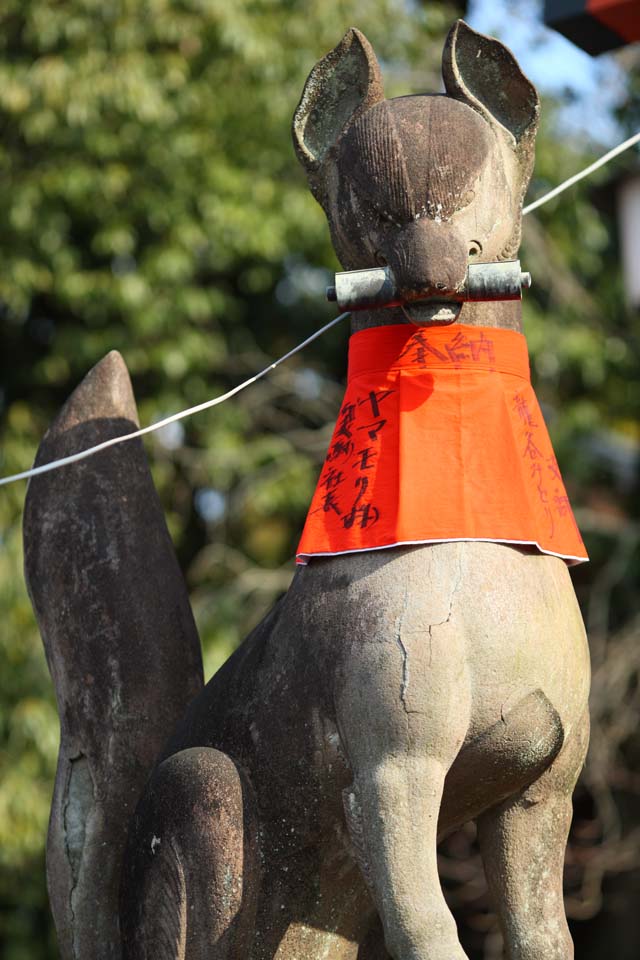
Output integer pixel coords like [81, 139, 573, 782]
[292, 21, 539, 325]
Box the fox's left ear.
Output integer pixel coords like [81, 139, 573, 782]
[293, 28, 384, 204]
[443, 20, 539, 174]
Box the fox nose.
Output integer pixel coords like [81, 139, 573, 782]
[388, 219, 469, 298]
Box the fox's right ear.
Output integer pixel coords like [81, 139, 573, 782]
[292, 29, 384, 203]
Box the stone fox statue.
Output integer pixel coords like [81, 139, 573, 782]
[24, 21, 590, 960]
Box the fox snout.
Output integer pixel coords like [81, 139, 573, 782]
[378, 219, 469, 301]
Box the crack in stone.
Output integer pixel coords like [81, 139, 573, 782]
[425, 547, 464, 669]
[63, 754, 95, 960]
[62, 763, 78, 960]
[442, 547, 464, 627]
[395, 548, 465, 715]
[395, 582, 411, 712]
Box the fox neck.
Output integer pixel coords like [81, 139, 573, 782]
[350, 299, 523, 335]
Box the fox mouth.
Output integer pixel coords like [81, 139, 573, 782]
[401, 300, 462, 326]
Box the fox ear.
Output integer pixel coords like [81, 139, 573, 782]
[442, 20, 539, 159]
[293, 28, 384, 199]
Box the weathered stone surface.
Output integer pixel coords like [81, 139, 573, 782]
[24, 351, 204, 959]
[121, 747, 260, 960]
[123, 543, 588, 959]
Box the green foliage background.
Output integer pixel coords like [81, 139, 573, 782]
[1, 1, 639, 957]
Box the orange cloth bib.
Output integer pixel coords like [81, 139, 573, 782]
[296, 323, 587, 565]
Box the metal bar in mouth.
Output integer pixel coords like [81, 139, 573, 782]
[327, 261, 532, 312]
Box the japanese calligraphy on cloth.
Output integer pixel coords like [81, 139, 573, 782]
[296, 323, 587, 565]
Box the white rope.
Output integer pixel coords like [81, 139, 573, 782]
[0, 312, 351, 487]
[523, 130, 640, 215]
[1, 130, 639, 488]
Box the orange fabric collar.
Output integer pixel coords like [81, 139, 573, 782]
[347, 322, 529, 381]
[297, 323, 587, 566]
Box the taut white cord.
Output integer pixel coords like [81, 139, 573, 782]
[523, 130, 640, 216]
[0, 312, 351, 487]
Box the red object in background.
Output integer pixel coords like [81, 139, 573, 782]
[544, 0, 640, 54]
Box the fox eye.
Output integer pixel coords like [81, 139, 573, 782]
[374, 208, 395, 227]
[468, 241, 482, 258]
